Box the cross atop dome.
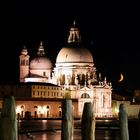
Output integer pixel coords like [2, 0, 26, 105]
[68, 20, 81, 44]
[37, 41, 45, 56]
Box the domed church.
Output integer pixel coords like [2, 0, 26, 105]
[20, 41, 53, 83]
[18, 21, 112, 118]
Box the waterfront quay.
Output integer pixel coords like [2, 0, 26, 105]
[18, 118, 140, 140]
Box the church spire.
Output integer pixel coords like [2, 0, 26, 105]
[37, 41, 45, 56]
[68, 20, 81, 44]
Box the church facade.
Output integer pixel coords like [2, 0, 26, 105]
[0, 22, 113, 118]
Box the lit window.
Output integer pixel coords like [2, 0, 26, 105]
[81, 93, 90, 98]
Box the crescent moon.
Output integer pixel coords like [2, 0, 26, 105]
[118, 74, 124, 82]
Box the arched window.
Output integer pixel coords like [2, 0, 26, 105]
[46, 106, 50, 117]
[58, 106, 61, 109]
[46, 106, 50, 109]
[58, 106, 62, 117]
[20, 105, 25, 118]
[21, 105, 25, 109]
[81, 93, 90, 98]
[34, 106, 38, 109]
[34, 106, 38, 118]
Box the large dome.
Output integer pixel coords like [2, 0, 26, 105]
[56, 46, 94, 63]
[30, 56, 53, 70]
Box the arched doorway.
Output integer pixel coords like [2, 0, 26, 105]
[58, 106, 62, 117]
[16, 105, 25, 119]
[34, 106, 38, 118]
[46, 106, 50, 117]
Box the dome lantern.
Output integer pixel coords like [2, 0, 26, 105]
[68, 20, 81, 44]
[37, 41, 45, 56]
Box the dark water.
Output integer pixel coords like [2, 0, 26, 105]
[19, 129, 120, 140]
[18, 119, 139, 140]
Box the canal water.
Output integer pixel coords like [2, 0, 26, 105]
[19, 129, 120, 140]
[18, 119, 139, 140]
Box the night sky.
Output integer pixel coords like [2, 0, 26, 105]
[1, 1, 140, 93]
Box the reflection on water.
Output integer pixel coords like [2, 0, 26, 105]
[18, 119, 140, 140]
[19, 131, 62, 140]
[19, 129, 83, 140]
[104, 130, 110, 140]
[19, 129, 120, 140]
[18, 119, 120, 140]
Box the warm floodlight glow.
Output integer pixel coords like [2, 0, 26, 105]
[115, 107, 119, 114]
[16, 106, 22, 114]
[37, 106, 48, 115]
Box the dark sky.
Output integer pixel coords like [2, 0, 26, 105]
[1, 1, 140, 92]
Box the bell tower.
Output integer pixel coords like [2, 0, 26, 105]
[19, 46, 30, 82]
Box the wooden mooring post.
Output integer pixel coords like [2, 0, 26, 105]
[81, 102, 96, 140]
[119, 103, 129, 140]
[61, 99, 73, 140]
[138, 110, 140, 140]
[0, 95, 18, 140]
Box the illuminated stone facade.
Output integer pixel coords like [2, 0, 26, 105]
[5, 22, 113, 118]
[0, 83, 78, 118]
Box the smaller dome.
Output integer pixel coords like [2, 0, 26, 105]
[30, 56, 52, 70]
